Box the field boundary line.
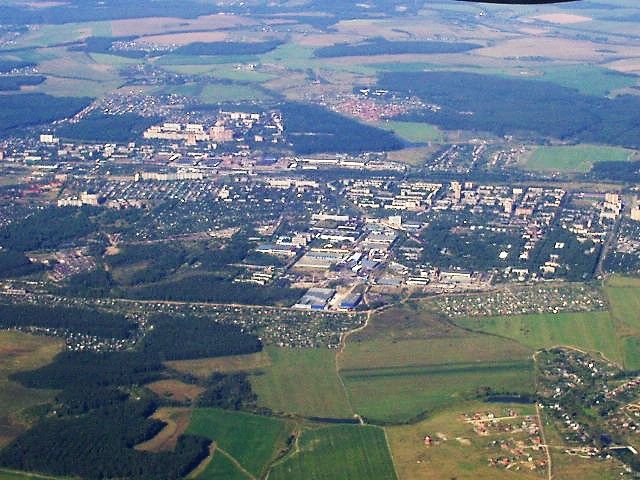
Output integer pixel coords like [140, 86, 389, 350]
[217, 446, 256, 480]
[382, 427, 400, 480]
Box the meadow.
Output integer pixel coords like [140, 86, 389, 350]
[377, 121, 444, 144]
[339, 303, 535, 423]
[186, 408, 292, 479]
[0, 332, 62, 447]
[250, 347, 354, 419]
[525, 145, 637, 173]
[269, 425, 397, 480]
[455, 311, 621, 364]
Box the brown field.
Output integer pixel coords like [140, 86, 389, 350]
[165, 351, 272, 379]
[146, 379, 204, 403]
[135, 408, 192, 453]
[137, 31, 228, 46]
[604, 58, 640, 75]
[531, 13, 592, 24]
[110, 14, 254, 37]
[477, 37, 640, 62]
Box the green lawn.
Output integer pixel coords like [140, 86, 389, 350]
[456, 311, 621, 364]
[187, 408, 292, 478]
[377, 121, 444, 144]
[269, 425, 397, 480]
[251, 347, 354, 419]
[604, 278, 640, 369]
[526, 145, 637, 173]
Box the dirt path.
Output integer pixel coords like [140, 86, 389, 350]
[217, 447, 256, 480]
[533, 350, 553, 480]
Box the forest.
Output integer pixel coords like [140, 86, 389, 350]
[0, 303, 136, 339]
[56, 112, 157, 142]
[0, 75, 45, 91]
[0, 206, 97, 251]
[381, 71, 640, 148]
[0, 93, 90, 135]
[280, 102, 404, 154]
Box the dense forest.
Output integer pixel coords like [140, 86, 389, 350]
[0, 75, 46, 91]
[141, 314, 262, 361]
[0, 206, 97, 252]
[280, 102, 403, 154]
[0, 303, 136, 339]
[126, 274, 304, 306]
[380, 71, 640, 148]
[0, 60, 36, 73]
[56, 112, 156, 142]
[589, 160, 640, 182]
[0, 93, 90, 135]
[0, 249, 42, 278]
[315, 38, 481, 57]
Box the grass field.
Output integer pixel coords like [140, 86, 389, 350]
[251, 347, 353, 419]
[197, 449, 251, 480]
[269, 425, 397, 480]
[339, 303, 534, 423]
[456, 311, 621, 364]
[604, 277, 640, 368]
[0, 331, 62, 447]
[166, 351, 272, 378]
[377, 121, 444, 144]
[187, 408, 292, 478]
[525, 145, 637, 173]
[386, 401, 539, 480]
[199, 83, 270, 103]
[342, 361, 534, 424]
[538, 64, 638, 97]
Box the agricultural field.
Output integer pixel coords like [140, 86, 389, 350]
[195, 449, 250, 480]
[457, 277, 640, 370]
[377, 121, 444, 144]
[537, 65, 639, 97]
[199, 83, 270, 103]
[0, 471, 66, 480]
[135, 408, 192, 453]
[250, 347, 353, 419]
[166, 351, 272, 378]
[339, 303, 534, 423]
[0, 331, 62, 447]
[186, 408, 292, 479]
[269, 425, 397, 480]
[455, 311, 621, 365]
[525, 145, 637, 173]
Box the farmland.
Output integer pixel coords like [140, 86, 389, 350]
[269, 425, 397, 480]
[250, 347, 353, 419]
[186, 408, 292, 479]
[339, 303, 534, 423]
[0, 332, 62, 447]
[455, 311, 621, 364]
[525, 145, 637, 173]
[377, 121, 444, 144]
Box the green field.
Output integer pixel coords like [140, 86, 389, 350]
[342, 361, 534, 424]
[539, 65, 638, 97]
[604, 277, 640, 368]
[526, 145, 637, 173]
[0, 471, 67, 480]
[378, 121, 444, 144]
[187, 408, 292, 478]
[0, 332, 62, 447]
[456, 311, 621, 364]
[339, 303, 534, 423]
[198, 450, 251, 480]
[199, 83, 270, 103]
[251, 347, 353, 419]
[269, 425, 397, 480]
